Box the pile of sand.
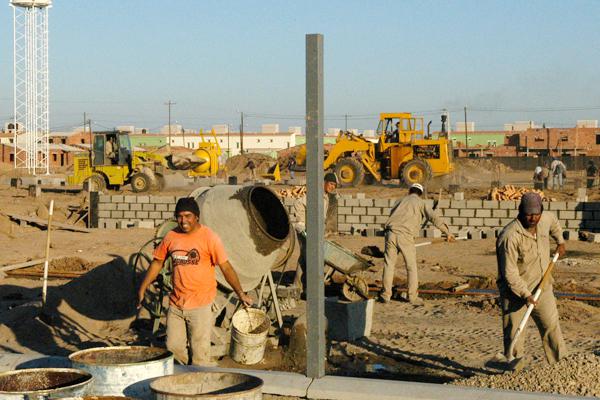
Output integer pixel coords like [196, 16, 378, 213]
[455, 159, 512, 174]
[225, 153, 277, 178]
[455, 352, 600, 397]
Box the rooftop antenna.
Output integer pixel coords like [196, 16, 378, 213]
[11, 0, 52, 175]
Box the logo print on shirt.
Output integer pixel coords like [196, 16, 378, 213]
[171, 248, 201, 266]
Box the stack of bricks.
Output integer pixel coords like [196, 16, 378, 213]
[337, 194, 392, 234]
[97, 194, 179, 229]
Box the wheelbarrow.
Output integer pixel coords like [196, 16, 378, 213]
[324, 239, 373, 302]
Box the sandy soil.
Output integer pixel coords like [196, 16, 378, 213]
[0, 168, 599, 396]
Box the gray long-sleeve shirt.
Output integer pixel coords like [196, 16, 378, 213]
[496, 211, 564, 299]
[292, 193, 329, 233]
[384, 193, 450, 238]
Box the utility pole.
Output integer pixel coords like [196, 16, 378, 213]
[240, 112, 244, 154]
[463, 106, 468, 157]
[84, 112, 92, 154]
[165, 100, 176, 148]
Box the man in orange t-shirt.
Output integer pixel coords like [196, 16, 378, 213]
[137, 197, 252, 365]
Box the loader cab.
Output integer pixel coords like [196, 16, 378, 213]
[92, 132, 132, 167]
[377, 113, 424, 148]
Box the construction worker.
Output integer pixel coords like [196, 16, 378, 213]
[586, 160, 598, 188]
[137, 197, 253, 366]
[379, 183, 455, 305]
[105, 137, 117, 164]
[244, 159, 256, 180]
[292, 172, 338, 292]
[550, 157, 567, 190]
[496, 192, 567, 366]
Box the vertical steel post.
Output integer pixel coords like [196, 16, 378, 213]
[305, 33, 325, 379]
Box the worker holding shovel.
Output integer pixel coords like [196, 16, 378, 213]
[379, 183, 455, 305]
[496, 192, 567, 369]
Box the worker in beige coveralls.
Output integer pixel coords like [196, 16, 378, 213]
[496, 192, 567, 364]
[380, 183, 455, 305]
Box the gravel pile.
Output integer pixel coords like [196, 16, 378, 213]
[455, 352, 600, 397]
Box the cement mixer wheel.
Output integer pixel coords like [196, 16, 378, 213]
[342, 275, 369, 302]
[131, 173, 151, 193]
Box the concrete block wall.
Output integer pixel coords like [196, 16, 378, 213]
[97, 194, 180, 229]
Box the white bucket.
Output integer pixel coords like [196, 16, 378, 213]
[230, 308, 270, 365]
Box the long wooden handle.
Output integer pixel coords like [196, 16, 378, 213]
[537, 252, 560, 294]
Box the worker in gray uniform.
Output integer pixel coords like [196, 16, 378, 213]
[380, 183, 455, 305]
[496, 192, 567, 365]
[292, 172, 338, 292]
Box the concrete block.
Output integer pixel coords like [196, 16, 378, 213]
[466, 200, 483, 208]
[492, 209, 507, 218]
[468, 217, 484, 226]
[425, 228, 442, 238]
[117, 203, 129, 211]
[566, 220, 582, 229]
[374, 199, 389, 208]
[358, 199, 374, 207]
[151, 195, 176, 204]
[559, 210, 575, 220]
[577, 196, 589, 202]
[136, 195, 150, 203]
[340, 194, 353, 200]
[453, 192, 464, 201]
[562, 230, 579, 241]
[475, 209, 491, 218]
[448, 226, 460, 234]
[484, 218, 500, 227]
[149, 211, 162, 219]
[130, 203, 142, 211]
[111, 211, 123, 219]
[162, 211, 172, 219]
[499, 201, 517, 209]
[367, 208, 382, 216]
[457, 228, 471, 238]
[142, 203, 155, 211]
[355, 193, 366, 199]
[98, 210, 111, 218]
[137, 211, 149, 219]
[549, 201, 567, 211]
[98, 203, 117, 211]
[500, 218, 513, 226]
[155, 204, 168, 212]
[468, 229, 484, 240]
[375, 216, 388, 224]
[508, 209, 519, 218]
[482, 200, 499, 209]
[324, 298, 373, 341]
[136, 220, 155, 229]
[337, 223, 352, 232]
[437, 199, 451, 209]
[337, 215, 346, 224]
[154, 220, 164, 227]
[111, 195, 124, 203]
[577, 188, 587, 199]
[118, 220, 136, 229]
[346, 215, 360, 223]
[443, 209, 459, 217]
[452, 217, 467, 226]
[382, 207, 392, 215]
[360, 215, 375, 224]
[459, 209, 475, 217]
[345, 199, 360, 207]
[481, 228, 495, 239]
[123, 211, 136, 219]
[451, 200, 466, 208]
[101, 219, 118, 229]
[124, 195, 137, 203]
[566, 201, 583, 210]
[388, 199, 398, 207]
[362, 228, 376, 237]
[99, 194, 111, 203]
[168, 203, 176, 212]
[352, 207, 367, 215]
[587, 232, 600, 243]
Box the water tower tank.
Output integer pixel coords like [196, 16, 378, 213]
[11, 0, 52, 7]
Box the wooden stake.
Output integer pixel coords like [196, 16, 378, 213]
[41, 200, 54, 308]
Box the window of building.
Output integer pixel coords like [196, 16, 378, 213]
[270, 139, 273, 143]
[61, 138, 66, 144]
[596, 134, 600, 145]
[257, 139, 261, 143]
[10, 154, 14, 162]
[236, 142, 239, 149]
[53, 154, 57, 161]
[81, 139, 85, 143]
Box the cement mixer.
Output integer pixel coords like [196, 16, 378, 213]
[131, 185, 294, 348]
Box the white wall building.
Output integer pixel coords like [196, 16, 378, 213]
[576, 120, 598, 128]
[166, 131, 297, 157]
[455, 122, 475, 132]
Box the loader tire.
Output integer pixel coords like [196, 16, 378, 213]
[83, 174, 106, 192]
[130, 173, 151, 193]
[400, 158, 432, 186]
[335, 158, 364, 187]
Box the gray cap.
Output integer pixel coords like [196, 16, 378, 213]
[519, 192, 543, 215]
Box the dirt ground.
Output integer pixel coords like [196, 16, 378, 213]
[0, 166, 599, 397]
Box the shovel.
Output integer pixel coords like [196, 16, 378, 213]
[494, 252, 560, 370]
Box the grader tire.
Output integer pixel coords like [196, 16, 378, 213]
[83, 174, 106, 192]
[400, 158, 432, 186]
[335, 158, 364, 187]
[130, 173, 151, 193]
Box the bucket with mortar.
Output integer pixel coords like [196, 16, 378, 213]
[69, 346, 173, 399]
[230, 308, 270, 365]
[0, 368, 93, 399]
[150, 372, 263, 400]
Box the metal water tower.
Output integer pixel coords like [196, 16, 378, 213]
[11, 0, 52, 174]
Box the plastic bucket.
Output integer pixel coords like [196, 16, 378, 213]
[229, 308, 270, 365]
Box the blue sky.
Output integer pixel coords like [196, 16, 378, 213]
[1, 0, 599, 133]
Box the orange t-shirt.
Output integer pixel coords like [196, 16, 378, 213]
[153, 225, 228, 310]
